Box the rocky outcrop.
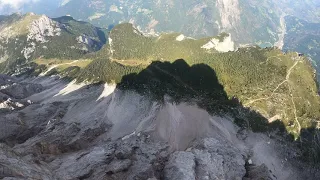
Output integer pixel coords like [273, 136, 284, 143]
[27, 15, 61, 43]
[216, 0, 241, 30]
[165, 151, 196, 180]
[0, 74, 14, 86]
[244, 164, 271, 180]
[76, 34, 96, 51]
[0, 75, 35, 111]
[0, 98, 24, 110]
[192, 138, 246, 179]
[0, 74, 315, 180]
[0, 83, 44, 99]
[0, 144, 56, 180]
[164, 138, 246, 180]
[19, 15, 62, 59]
[76, 35, 94, 46]
[201, 34, 235, 52]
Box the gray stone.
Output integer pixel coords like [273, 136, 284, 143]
[0, 144, 56, 180]
[0, 83, 44, 99]
[193, 149, 224, 180]
[244, 164, 271, 180]
[115, 143, 134, 159]
[194, 138, 246, 180]
[53, 146, 108, 179]
[127, 159, 154, 180]
[106, 159, 132, 173]
[164, 151, 196, 180]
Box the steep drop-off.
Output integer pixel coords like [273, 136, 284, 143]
[0, 71, 319, 179]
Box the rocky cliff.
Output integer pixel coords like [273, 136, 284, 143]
[0, 74, 318, 179]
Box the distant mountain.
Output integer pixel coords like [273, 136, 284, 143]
[0, 13, 107, 74]
[0, 0, 318, 46]
[46, 0, 284, 47]
[0, 12, 320, 179]
[284, 16, 320, 66]
[1, 0, 320, 69]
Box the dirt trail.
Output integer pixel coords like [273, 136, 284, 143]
[244, 59, 301, 135]
[245, 60, 299, 106]
[39, 60, 79, 76]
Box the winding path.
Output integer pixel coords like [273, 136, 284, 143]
[245, 60, 299, 106]
[245, 59, 301, 133]
[39, 60, 79, 76]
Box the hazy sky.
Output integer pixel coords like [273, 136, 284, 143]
[0, 0, 40, 10]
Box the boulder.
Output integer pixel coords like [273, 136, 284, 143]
[106, 159, 132, 174]
[0, 83, 44, 99]
[164, 151, 196, 180]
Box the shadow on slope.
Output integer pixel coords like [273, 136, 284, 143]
[117, 59, 233, 114]
[298, 126, 320, 164]
[117, 59, 270, 130]
[116, 59, 320, 165]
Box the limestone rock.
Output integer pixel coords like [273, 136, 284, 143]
[244, 164, 271, 180]
[106, 159, 132, 174]
[0, 83, 44, 99]
[27, 15, 61, 43]
[164, 151, 196, 180]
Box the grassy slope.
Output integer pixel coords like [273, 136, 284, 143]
[109, 23, 216, 62]
[77, 23, 320, 138]
[0, 14, 107, 74]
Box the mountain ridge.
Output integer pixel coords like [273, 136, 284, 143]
[0, 13, 107, 74]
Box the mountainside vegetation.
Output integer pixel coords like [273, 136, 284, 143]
[73, 23, 320, 139]
[2, 1, 320, 75]
[0, 13, 107, 74]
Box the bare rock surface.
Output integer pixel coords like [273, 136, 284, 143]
[164, 151, 196, 180]
[0, 74, 316, 180]
[27, 15, 61, 43]
[0, 144, 56, 180]
[0, 83, 44, 99]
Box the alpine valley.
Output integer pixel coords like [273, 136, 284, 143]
[0, 1, 320, 180]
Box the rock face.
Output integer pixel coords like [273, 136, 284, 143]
[201, 34, 235, 52]
[0, 75, 35, 110]
[165, 152, 196, 180]
[76, 34, 96, 52]
[216, 0, 241, 30]
[0, 75, 316, 179]
[20, 15, 62, 59]
[106, 159, 132, 174]
[0, 83, 44, 99]
[244, 164, 271, 180]
[0, 144, 56, 180]
[193, 138, 246, 180]
[164, 138, 247, 180]
[27, 15, 61, 43]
